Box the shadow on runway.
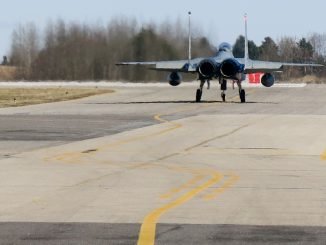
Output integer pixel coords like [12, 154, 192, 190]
[2, 222, 326, 244]
[86, 100, 276, 105]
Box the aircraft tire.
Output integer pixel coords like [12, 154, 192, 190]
[240, 89, 246, 103]
[221, 92, 226, 102]
[196, 89, 202, 102]
[221, 79, 227, 91]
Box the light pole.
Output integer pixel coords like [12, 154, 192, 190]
[188, 11, 192, 64]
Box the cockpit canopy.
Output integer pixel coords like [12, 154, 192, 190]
[218, 42, 232, 52]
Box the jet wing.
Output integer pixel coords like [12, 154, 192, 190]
[117, 58, 323, 74]
[242, 59, 323, 73]
[116, 59, 201, 73]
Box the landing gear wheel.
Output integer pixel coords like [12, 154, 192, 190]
[221, 79, 227, 91]
[196, 89, 202, 102]
[239, 89, 246, 103]
[221, 92, 226, 102]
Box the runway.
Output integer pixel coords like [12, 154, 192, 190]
[0, 83, 326, 244]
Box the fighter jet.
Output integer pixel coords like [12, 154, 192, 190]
[116, 14, 323, 103]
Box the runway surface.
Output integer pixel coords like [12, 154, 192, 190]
[0, 82, 326, 244]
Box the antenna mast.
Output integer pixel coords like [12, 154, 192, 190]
[188, 11, 192, 64]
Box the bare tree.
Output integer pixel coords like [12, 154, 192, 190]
[11, 17, 325, 82]
[10, 23, 39, 78]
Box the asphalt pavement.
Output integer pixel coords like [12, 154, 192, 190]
[0, 82, 326, 244]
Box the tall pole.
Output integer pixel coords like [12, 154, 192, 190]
[244, 13, 249, 61]
[188, 11, 192, 64]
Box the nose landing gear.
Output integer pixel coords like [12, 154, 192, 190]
[220, 79, 227, 102]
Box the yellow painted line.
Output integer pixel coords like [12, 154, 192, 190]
[47, 152, 84, 164]
[154, 113, 169, 123]
[160, 174, 205, 199]
[132, 164, 210, 200]
[137, 171, 223, 245]
[202, 174, 239, 201]
[159, 166, 229, 200]
[47, 88, 239, 164]
[94, 114, 182, 151]
[321, 150, 326, 160]
[47, 88, 252, 164]
[47, 113, 182, 163]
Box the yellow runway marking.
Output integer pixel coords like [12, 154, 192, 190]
[321, 150, 326, 160]
[50, 152, 85, 164]
[203, 173, 239, 201]
[44, 96, 243, 245]
[47, 113, 182, 163]
[160, 174, 205, 199]
[42, 89, 245, 244]
[47, 88, 254, 164]
[154, 113, 169, 123]
[137, 171, 223, 245]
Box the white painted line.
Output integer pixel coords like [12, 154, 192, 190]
[242, 83, 307, 88]
[0, 81, 307, 88]
[0, 81, 177, 88]
[273, 83, 307, 88]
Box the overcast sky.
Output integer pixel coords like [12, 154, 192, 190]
[0, 0, 325, 56]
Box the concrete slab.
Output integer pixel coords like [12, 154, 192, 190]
[0, 83, 326, 244]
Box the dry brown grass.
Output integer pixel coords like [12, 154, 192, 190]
[289, 75, 326, 84]
[0, 88, 113, 108]
[0, 66, 17, 80]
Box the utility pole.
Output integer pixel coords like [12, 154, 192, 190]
[188, 11, 192, 65]
[244, 13, 249, 61]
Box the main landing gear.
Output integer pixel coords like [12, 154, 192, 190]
[196, 89, 202, 102]
[195, 79, 208, 102]
[221, 92, 226, 102]
[237, 81, 246, 103]
[220, 79, 246, 103]
[239, 89, 246, 103]
[195, 79, 246, 103]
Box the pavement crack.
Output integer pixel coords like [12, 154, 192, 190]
[184, 124, 250, 152]
[81, 149, 98, 154]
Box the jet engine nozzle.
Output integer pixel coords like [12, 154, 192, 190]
[198, 59, 218, 78]
[168, 71, 182, 86]
[220, 58, 245, 80]
[261, 73, 275, 87]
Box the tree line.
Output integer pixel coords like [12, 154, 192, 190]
[9, 18, 326, 81]
[9, 19, 214, 81]
[233, 34, 326, 79]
